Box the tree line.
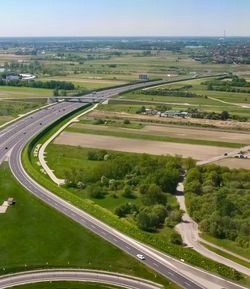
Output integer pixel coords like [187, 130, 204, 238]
[0, 78, 75, 90]
[185, 165, 250, 249]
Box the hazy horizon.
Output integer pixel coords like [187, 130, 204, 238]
[1, 0, 250, 37]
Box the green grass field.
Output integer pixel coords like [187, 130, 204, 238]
[98, 101, 250, 117]
[0, 86, 52, 99]
[145, 78, 250, 104]
[11, 282, 122, 289]
[0, 115, 13, 125]
[202, 234, 250, 260]
[201, 242, 250, 269]
[0, 99, 48, 126]
[0, 163, 176, 289]
[39, 76, 127, 90]
[111, 77, 250, 119]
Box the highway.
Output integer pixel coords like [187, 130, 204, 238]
[0, 79, 249, 289]
[0, 269, 163, 289]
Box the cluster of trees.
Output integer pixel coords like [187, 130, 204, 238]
[203, 76, 250, 93]
[230, 75, 250, 87]
[187, 108, 247, 122]
[64, 151, 184, 236]
[143, 89, 199, 98]
[3, 61, 43, 75]
[136, 105, 173, 114]
[0, 78, 75, 90]
[185, 165, 250, 248]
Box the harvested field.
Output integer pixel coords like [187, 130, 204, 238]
[143, 125, 250, 144]
[214, 158, 250, 170]
[54, 132, 230, 161]
[73, 123, 250, 145]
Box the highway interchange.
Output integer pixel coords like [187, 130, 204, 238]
[0, 80, 249, 289]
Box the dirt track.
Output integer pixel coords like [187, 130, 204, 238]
[54, 132, 229, 161]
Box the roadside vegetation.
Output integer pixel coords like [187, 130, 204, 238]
[0, 99, 48, 125]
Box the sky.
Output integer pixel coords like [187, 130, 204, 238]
[0, 0, 250, 37]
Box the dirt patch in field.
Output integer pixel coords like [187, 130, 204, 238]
[90, 110, 250, 130]
[214, 158, 250, 170]
[54, 132, 229, 161]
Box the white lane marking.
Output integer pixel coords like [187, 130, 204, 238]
[167, 271, 174, 276]
[125, 246, 131, 251]
[113, 238, 118, 242]
[153, 262, 159, 267]
[184, 282, 192, 287]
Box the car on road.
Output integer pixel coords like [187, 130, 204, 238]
[136, 254, 145, 260]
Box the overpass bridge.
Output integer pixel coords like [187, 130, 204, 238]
[48, 96, 101, 103]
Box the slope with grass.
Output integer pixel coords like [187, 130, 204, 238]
[0, 163, 176, 289]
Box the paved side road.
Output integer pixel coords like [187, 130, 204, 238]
[0, 269, 163, 289]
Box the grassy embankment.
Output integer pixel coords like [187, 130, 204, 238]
[0, 163, 174, 289]
[200, 242, 250, 269]
[202, 233, 250, 260]
[20, 108, 250, 285]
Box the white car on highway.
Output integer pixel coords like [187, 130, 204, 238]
[136, 254, 145, 260]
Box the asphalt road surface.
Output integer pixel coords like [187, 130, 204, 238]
[0, 269, 163, 289]
[1, 79, 248, 289]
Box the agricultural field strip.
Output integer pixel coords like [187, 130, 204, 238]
[71, 123, 250, 145]
[54, 132, 230, 161]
